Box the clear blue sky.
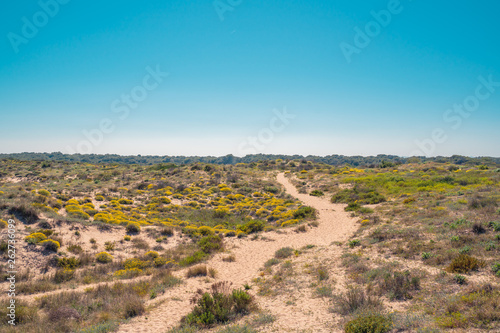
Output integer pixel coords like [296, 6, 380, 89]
[1, 1, 499, 157]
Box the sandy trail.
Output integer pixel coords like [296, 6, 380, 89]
[116, 172, 358, 332]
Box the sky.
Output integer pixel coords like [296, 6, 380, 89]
[0, 0, 499, 157]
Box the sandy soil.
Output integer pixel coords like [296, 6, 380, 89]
[117, 172, 358, 333]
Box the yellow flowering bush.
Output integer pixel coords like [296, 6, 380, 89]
[40, 239, 60, 251]
[25, 232, 47, 244]
[37, 189, 51, 197]
[96, 252, 113, 263]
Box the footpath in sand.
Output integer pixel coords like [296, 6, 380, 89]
[118, 172, 358, 333]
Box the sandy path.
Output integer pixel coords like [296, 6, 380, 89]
[117, 172, 357, 332]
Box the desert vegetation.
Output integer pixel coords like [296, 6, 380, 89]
[0, 156, 498, 332]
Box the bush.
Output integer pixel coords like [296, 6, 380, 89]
[472, 222, 486, 234]
[57, 257, 80, 269]
[310, 190, 324, 197]
[96, 251, 113, 263]
[25, 232, 47, 244]
[344, 313, 393, 333]
[198, 235, 223, 254]
[186, 265, 208, 278]
[126, 222, 141, 234]
[274, 247, 294, 259]
[293, 206, 316, 219]
[238, 220, 265, 234]
[183, 282, 254, 328]
[333, 286, 382, 315]
[492, 262, 500, 277]
[53, 268, 75, 283]
[123, 296, 145, 318]
[40, 239, 60, 252]
[454, 274, 467, 285]
[446, 254, 486, 274]
[382, 271, 419, 300]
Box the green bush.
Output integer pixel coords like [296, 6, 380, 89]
[179, 251, 207, 266]
[183, 282, 254, 328]
[198, 235, 223, 254]
[344, 313, 393, 333]
[293, 206, 316, 219]
[57, 257, 80, 269]
[492, 262, 500, 277]
[310, 190, 324, 197]
[238, 220, 265, 234]
[274, 247, 294, 259]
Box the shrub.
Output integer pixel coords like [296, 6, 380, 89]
[186, 265, 208, 278]
[96, 251, 113, 263]
[310, 190, 324, 197]
[333, 286, 382, 315]
[179, 251, 207, 266]
[57, 257, 80, 269]
[25, 232, 47, 244]
[264, 258, 280, 267]
[349, 239, 361, 248]
[472, 223, 486, 234]
[421, 252, 431, 260]
[198, 235, 223, 254]
[126, 222, 141, 234]
[345, 202, 361, 211]
[446, 254, 486, 274]
[183, 282, 254, 328]
[124, 235, 131, 241]
[344, 313, 393, 333]
[274, 247, 294, 259]
[40, 239, 60, 252]
[454, 274, 467, 285]
[238, 220, 265, 234]
[104, 241, 116, 251]
[492, 262, 500, 277]
[123, 296, 145, 318]
[146, 250, 159, 259]
[293, 206, 316, 219]
[53, 268, 74, 283]
[382, 271, 419, 300]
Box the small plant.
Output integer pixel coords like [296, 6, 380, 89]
[472, 222, 486, 234]
[264, 258, 280, 267]
[124, 235, 131, 241]
[96, 251, 113, 263]
[492, 262, 500, 277]
[344, 313, 393, 333]
[90, 238, 96, 244]
[274, 247, 294, 259]
[310, 190, 324, 197]
[104, 241, 116, 251]
[349, 239, 361, 248]
[453, 274, 467, 285]
[421, 252, 431, 260]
